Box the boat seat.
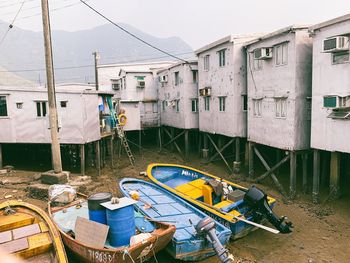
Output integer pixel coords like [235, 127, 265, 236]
[175, 181, 203, 200]
[214, 201, 241, 217]
[0, 213, 35, 232]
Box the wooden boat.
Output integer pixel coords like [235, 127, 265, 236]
[119, 178, 232, 261]
[0, 200, 67, 262]
[48, 194, 175, 263]
[147, 163, 292, 239]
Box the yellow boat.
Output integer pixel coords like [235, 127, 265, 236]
[147, 163, 293, 239]
[0, 200, 68, 262]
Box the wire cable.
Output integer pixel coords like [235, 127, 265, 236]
[0, 0, 25, 47]
[79, 0, 189, 64]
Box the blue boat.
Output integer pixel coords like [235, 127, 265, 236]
[147, 163, 293, 239]
[119, 178, 232, 261]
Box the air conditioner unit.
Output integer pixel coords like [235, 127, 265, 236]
[323, 95, 350, 109]
[254, 48, 272, 60]
[112, 83, 120, 90]
[199, 87, 211, 97]
[323, 36, 349, 53]
[137, 80, 145, 88]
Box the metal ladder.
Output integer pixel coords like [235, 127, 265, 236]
[116, 124, 135, 166]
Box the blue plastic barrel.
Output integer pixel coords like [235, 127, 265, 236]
[87, 192, 112, 225]
[104, 198, 136, 247]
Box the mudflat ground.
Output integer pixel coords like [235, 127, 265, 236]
[1, 148, 349, 263]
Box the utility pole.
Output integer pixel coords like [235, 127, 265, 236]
[41, 0, 62, 173]
[93, 51, 100, 91]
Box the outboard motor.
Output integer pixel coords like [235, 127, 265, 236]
[244, 186, 293, 234]
[195, 217, 234, 263]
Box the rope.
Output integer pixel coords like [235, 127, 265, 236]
[122, 249, 136, 263]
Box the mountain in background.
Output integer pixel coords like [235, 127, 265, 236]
[0, 21, 194, 85]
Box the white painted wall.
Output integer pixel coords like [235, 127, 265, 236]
[310, 19, 350, 153]
[246, 29, 312, 150]
[197, 37, 253, 137]
[158, 61, 199, 129]
[0, 85, 100, 144]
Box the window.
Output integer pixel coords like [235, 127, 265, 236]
[112, 82, 120, 90]
[218, 49, 226, 67]
[204, 97, 210, 111]
[252, 53, 262, 71]
[153, 102, 158, 113]
[332, 52, 350, 64]
[253, 99, 262, 117]
[275, 42, 288, 65]
[275, 98, 287, 118]
[0, 96, 8, 117]
[175, 100, 180, 112]
[16, 102, 23, 109]
[36, 101, 47, 117]
[191, 99, 198, 112]
[60, 101, 67, 108]
[204, 55, 210, 70]
[192, 70, 198, 83]
[174, 72, 180, 86]
[242, 95, 248, 111]
[219, 97, 226, 112]
[162, 100, 166, 111]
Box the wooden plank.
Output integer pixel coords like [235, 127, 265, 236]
[254, 154, 290, 182]
[16, 232, 52, 259]
[206, 134, 233, 173]
[12, 223, 41, 240]
[0, 237, 28, 254]
[254, 147, 287, 197]
[0, 213, 34, 232]
[75, 217, 109, 249]
[207, 138, 234, 163]
[0, 230, 12, 244]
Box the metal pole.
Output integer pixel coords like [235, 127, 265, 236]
[93, 51, 100, 91]
[41, 0, 62, 173]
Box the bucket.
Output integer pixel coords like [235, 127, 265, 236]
[87, 192, 112, 225]
[101, 197, 137, 247]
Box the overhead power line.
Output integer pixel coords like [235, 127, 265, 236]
[0, 51, 194, 73]
[79, 0, 189, 64]
[0, 0, 26, 47]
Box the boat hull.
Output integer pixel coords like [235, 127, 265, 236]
[147, 163, 276, 239]
[49, 198, 175, 263]
[119, 178, 232, 261]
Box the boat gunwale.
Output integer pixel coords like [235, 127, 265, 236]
[146, 163, 276, 223]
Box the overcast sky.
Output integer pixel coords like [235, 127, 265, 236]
[0, 0, 349, 49]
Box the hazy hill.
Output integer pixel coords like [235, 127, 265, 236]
[0, 21, 193, 85]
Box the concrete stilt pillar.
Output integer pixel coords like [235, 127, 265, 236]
[110, 136, 114, 168]
[202, 133, 209, 159]
[313, 149, 320, 203]
[80, 144, 85, 176]
[248, 142, 254, 179]
[170, 127, 175, 151]
[330, 151, 340, 199]
[276, 149, 281, 176]
[139, 130, 142, 154]
[244, 141, 249, 167]
[290, 151, 297, 199]
[184, 130, 189, 161]
[0, 144, 3, 169]
[302, 153, 308, 193]
[233, 137, 241, 174]
[158, 127, 162, 151]
[95, 140, 101, 176]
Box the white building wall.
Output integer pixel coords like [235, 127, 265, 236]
[246, 29, 312, 150]
[197, 38, 250, 137]
[158, 62, 199, 129]
[0, 86, 100, 144]
[310, 19, 350, 153]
